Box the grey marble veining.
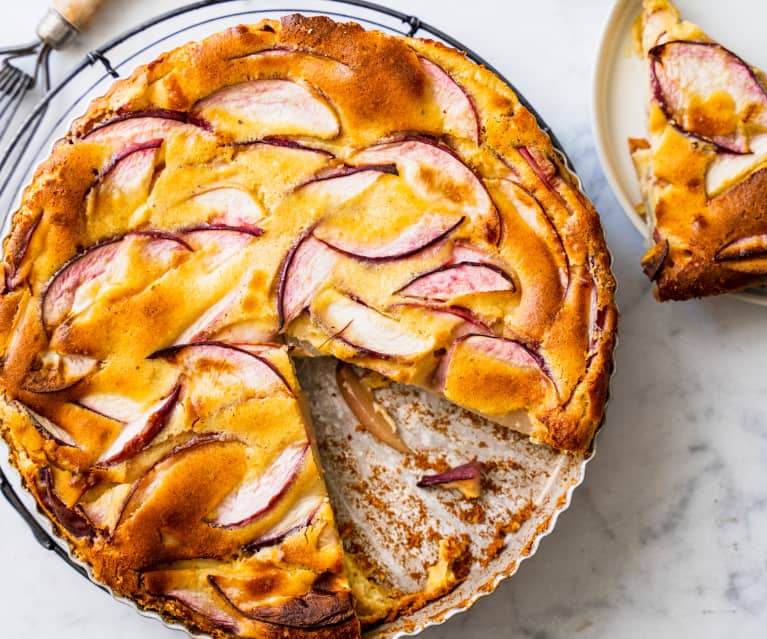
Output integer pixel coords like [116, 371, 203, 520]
[1, 1, 766, 637]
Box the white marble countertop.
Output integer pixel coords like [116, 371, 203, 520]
[1, 1, 766, 637]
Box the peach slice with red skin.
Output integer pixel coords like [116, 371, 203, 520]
[141, 565, 243, 633]
[3, 211, 43, 293]
[396, 261, 514, 302]
[17, 403, 79, 447]
[141, 581, 240, 634]
[518, 146, 558, 188]
[278, 230, 338, 329]
[177, 226, 264, 279]
[417, 461, 482, 499]
[208, 442, 310, 529]
[353, 138, 500, 244]
[86, 141, 162, 218]
[75, 393, 144, 423]
[173, 270, 277, 346]
[95, 385, 181, 466]
[425, 305, 494, 340]
[314, 294, 434, 361]
[711, 234, 767, 274]
[188, 187, 266, 232]
[434, 333, 552, 396]
[42, 241, 122, 330]
[149, 342, 293, 397]
[21, 351, 99, 394]
[297, 164, 398, 203]
[244, 494, 324, 552]
[41, 231, 192, 333]
[419, 56, 480, 144]
[35, 467, 94, 539]
[244, 137, 335, 157]
[180, 225, 264, 253]
[314, 213, 464, 262]
[79, 484, 133, 532]
[336, 363, 410, 454]
[461, 334, 549, 375]
[83, 109, 209, 148]
[650, 41, 767, 153]
[716, 234, 767, 262]
[113, 433, 237, 532]
[389, 303, 492, 346]
[193, 79, 340, 141]
[449, 243, 495, 265]
[167, 589, 240, 633]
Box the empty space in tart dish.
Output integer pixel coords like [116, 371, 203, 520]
[296, 357, 582, 633]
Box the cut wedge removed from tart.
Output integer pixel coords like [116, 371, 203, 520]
[631, 0, 767, 300]
[0, 14, 617, 639]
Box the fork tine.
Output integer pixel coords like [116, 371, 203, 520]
[0, 73, 32, 141]
[0, 74, 17, 110]
[0, 64, 27, 94]
[0, 71, 29, 121]
[0, 71, 29, 110]
[0, 66, 16, 93]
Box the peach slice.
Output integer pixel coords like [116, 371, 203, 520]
[95, 385, 181, 466]
[278, 231, 338, 329]
[189, 187, 266, 232]
[83, 109, 208, 148]
[90, 141, 161, 199]
[149, 342, 292, 397]
[18, 403, 79, 447]
[314, 213, 464, 262]
[650, 41, 767, 153]
[41, 232, 191, 332]
[209, 442, 309, 529]
[161, 586, 240, 634]
[314, 294, 434, 361]
[417, 461, 482, 499]
[193, 80, 340, 141]
[419, 57, 479, 144]
[396, 262, 514, 302]
[21, 352, 99, 394]
[353, 138, 500, 243]
[35, 467, 94, 539]
[243, 494, 324, 552]
[434, 334, 551, 398]
[297, 164, 398, 203]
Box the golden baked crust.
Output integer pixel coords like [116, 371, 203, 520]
[632, 0, 767, 300]
[0, 14, 617, 637]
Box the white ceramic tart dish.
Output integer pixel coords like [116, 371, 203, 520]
[592, 0, 767, 303]
[0, 13, 617, 639]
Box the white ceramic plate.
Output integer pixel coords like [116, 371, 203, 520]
[591, 0, 767, 305]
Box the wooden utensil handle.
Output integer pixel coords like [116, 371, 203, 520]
[52, 0, 106, 31]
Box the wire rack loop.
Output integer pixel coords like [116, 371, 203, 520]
[86, 50, 119, 78]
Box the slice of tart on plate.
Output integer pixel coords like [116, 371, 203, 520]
[0, 13, 617, 639]
[631, 0, 767, 300]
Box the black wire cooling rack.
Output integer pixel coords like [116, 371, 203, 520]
[0, 0, 578, 593]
